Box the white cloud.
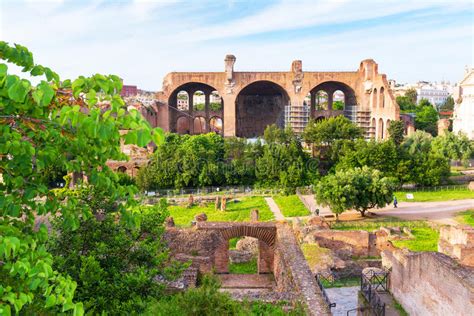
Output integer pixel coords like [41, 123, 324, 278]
[0, 0, 472, 90]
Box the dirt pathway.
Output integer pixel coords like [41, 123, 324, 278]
[264, 197, 285, 220]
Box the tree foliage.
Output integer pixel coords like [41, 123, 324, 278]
[315, 167, 396, 218]
[0, 42, 163, 315]
[387, 120, 405, 146]
[48, 198, 183, 315]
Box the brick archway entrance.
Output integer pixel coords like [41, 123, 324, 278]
[196, 222, 276, 274]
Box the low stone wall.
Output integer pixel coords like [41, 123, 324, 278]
[382, 249, 474, 316]
[312, 229, 394, 259]
[438, 225, 474, 267]
[274, 224, 331, 316]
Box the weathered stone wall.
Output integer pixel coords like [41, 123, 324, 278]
[274, 224, 331, 316]
[382, 249, 474, 316]
[163, 227, 225, 273]
[438, 225, 474, 267]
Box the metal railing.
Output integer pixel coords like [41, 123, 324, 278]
[360, 269, 390, 316]
[315, 274, 336, 310]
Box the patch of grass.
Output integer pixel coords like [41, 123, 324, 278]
[331, 217, 430, 232]
[301, 243, 332, 270]
[392, 227, 439, 252]
[168, 196, 274, 227]
[393, 298, 409, 316]
[394, 189, 474, 202]
[456, 210, 474, 227]
[228, 258, 258, 274]
[273, 195, 310, 217]
[321, 276, 361, 288]
[228, 237, 241, 249]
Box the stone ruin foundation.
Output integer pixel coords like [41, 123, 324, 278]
[163, 219, 331, 316]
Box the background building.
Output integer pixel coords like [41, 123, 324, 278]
[453, 68, 474, 139]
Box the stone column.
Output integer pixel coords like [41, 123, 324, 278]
[222, 94, 237, 137]
[257, 241, 274, 274]
[214, 240, 229, 273]
[188, 90, 194, 134]
[205, 92, 210, 132]
[327, 90, 334, 110]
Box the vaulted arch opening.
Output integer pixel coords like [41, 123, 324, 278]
[235, 81, 289, 138]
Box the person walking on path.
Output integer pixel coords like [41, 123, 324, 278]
[393, 196, 398, 208]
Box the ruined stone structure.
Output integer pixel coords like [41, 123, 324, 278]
[438, 225, 474, 267]
[382, 249, 474, 316]
[154, 55, 400, 139]
[164, 221, 330, 315]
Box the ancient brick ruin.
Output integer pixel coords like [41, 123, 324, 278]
[164, 221, 331, 316]
[152, 55, 404, 139]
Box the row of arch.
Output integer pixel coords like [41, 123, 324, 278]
[176, 90, 223, 112]
[372, 87, 386, 109]
[372, 117, 391, 140]
[176, 116, 223, 135]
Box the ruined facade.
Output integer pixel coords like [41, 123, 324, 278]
[164, 221, 330, 316]
[153, 55, 401, 139]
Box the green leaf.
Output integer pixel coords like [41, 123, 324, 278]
[0, 63, 7, 77]
[136, 129, 152, 147]
[8, 79, 31, 102]
[151, 128, 164, 145]
[30, 65, 44, 76]
[45, 295, 56, 308]
[73, 302, 84, 316]
[124, 130, 137, 145]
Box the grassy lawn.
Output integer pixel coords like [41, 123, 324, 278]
[331, 217, 439, 252]
[228, 258, 258, 274]
[167, 196, 274, 227]
[320, 276, 360, 288]
[394, 189, 474, 202]
[273, 195, 310, 217]
[455, 210, 474, 227]
[301, 243, 332, 270]
[391, 227, 439, 251]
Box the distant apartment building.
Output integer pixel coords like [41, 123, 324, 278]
[389, 80, 454, 106]
[453, 68, 474, 140]
[121, 85, 138, 97]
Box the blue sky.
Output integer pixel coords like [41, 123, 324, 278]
[1, 0, 473, 90]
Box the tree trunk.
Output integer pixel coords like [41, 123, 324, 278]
[360, 209, 366, 217]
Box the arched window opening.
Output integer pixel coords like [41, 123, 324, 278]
[177, 91, 189, 111]
[372, 88, 378, 109]
[176, 116, 190, 134]
[193, 116, 206, 134]
[315, 90, 328, 110]
[210, 117, 223, 134]
[193, 91, 205, 111]
[333, 90, 345, 110]
[117, 166, 127, 173]
[378, 118, 384, 140]
[210, 91, 222, 111]
[380, 87, 385, 108]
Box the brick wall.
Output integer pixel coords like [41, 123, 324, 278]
[382, 249, 474, 316]
[274, 224, 331, 316]
[438, 225, 474, 267]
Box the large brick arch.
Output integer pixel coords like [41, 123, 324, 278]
[235, 80, 289, 138]
[196, 222, 276, 273]
[157, 57, 400, 139]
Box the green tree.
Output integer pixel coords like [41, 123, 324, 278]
[315, 167, 395, 218]
[415, 99, 439, 136]
[387, 120, 405, 146]
[396, 96, 416, 112]
[48, 198, 183, 315]
[405, 88, 418, 104]
[333, 100, 344, 110]
[303, 116, 363, 170]
[431, 132, 473, 165]
[401, 131, 450, 186]
[0, 42, 163, 315]
[439, 96, 455, 112]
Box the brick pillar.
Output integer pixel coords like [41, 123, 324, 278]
[188, 90, 194, 134]
[258, 241, 274, 274]
[222, 94, 237, 137]
[205, 92, 210, 132]
[214, 240, 229, 273]
[327, 90, 334, 110]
